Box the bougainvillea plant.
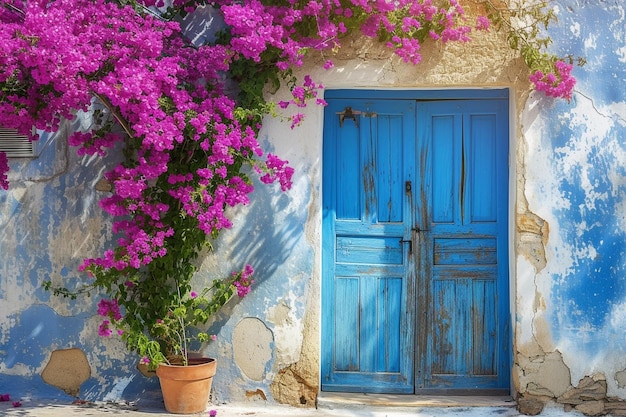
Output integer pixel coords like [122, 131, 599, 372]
[1, 0, 578, 367]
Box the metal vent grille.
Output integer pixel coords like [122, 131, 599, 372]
[0, 127, 35, 157]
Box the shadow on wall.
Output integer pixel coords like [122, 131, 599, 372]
[230, 190, 305, 284]
[0, 305, 93, 400]
[195, 167, 311, 332]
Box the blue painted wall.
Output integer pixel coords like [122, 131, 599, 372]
[0, 117, 159, 402]
[550, 1, 626, 336]
[1, 0, 626, 409]
[529, 1, 626, 356]
[523, 0, 626, 382]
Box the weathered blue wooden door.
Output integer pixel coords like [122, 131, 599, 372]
[322, 98, 417, 393]
[322, 91, 510, 394]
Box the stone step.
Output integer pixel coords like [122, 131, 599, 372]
[317, 392, 516, 410]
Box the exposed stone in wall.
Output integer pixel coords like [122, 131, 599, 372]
[305, 0, 527, 93]
[517, 211, 549, 272]
[523, 350, 571, 398]
[518, 373, 626, 416]
[517, 395, 547, 416]
[270, 280, 320, 407]
[41, 348, 90, 397]
[233, 318, 273, 381]
[270, 360, 318, 407]
[558, 374, 607, 404]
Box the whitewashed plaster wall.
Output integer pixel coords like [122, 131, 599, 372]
[515, 1, 626, 413]
[200, 12, 528, 406]
[1, 1, 626, 414]
[0, 113, 155, 402]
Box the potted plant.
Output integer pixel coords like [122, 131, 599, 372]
[92, 262, 255, 414]
[33, 0, 297, 413]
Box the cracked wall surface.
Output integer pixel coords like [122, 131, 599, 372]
[0, 113, 153, 402]
[515, 1, 626, 415]
[2, 2, 626, 413]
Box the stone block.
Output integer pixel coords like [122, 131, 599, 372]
[574, 400, 605, 416]
[518, 396, 545, 416]
[41, 348, 91, 397]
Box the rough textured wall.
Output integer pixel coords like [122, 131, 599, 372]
[2, 2, 625, 415]
[0, 2, 526, 407]
[256, 8, 528, 408]
[0, 113, 161, 402]
[516, 1, 626, 415]
[140, 12, 528, 404]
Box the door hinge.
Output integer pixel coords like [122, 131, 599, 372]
[337, 107, 361, 127]
[336, 107, 377, 128]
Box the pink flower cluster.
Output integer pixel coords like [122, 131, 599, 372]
[0, 0, 298, 273]
[218, 0, 475, 71]
[278, 75, 326, 128]
[97, 298, 123, 337]
[529, 60, 576, 101]
[0, 152, 8, 190]
[98, 320, 113, 337]
[233, 264, 255, 297]
[0, 0, 576, 277]
[98, 298, 122, 320]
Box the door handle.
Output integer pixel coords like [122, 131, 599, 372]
[412, 226, 429, 233]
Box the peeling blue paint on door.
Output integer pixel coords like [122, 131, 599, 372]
[321, 90, 510, 394]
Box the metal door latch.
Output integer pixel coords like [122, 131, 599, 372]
[337, 107, 361, 127]
[400, 238, 412, 253]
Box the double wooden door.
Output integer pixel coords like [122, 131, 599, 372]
[321, 92, 510, 393]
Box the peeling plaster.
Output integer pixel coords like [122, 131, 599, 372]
[514, 3, 626, 414]
[267, 294, 304, 365]
[3, 2, 626, 413]
[517, 211, 549, 272]
[233, 318, 273, 381]
[615, 369, 626, 389]
[41, 348, 90, 397]
[523, 351, 572, 398]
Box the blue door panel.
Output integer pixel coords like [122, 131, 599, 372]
[469, 114, 498, 222]
[472, 279, 497, 375]
[322, 99, 415, 393]
[419, 100, 509, 391]
[334, 277, 359, 371]
[322, 93, 510, 394]
[335, 122, 360, 219]
[377, 277, 402, 372]
[431, 114, 459, 224]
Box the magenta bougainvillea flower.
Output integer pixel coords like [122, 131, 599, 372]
[529, 60, 576, 101]
[0, 0, 576, 369]
[98, 320, 113, 337]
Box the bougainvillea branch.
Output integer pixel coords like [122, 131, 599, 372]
[0, 0, 578, 191]
[483, 0, 582, 101]
[0, 0, 580, 366]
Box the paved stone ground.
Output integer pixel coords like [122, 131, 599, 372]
[0, 401, 588, 417]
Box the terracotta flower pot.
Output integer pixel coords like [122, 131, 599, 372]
[156, 357, 217, 414]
